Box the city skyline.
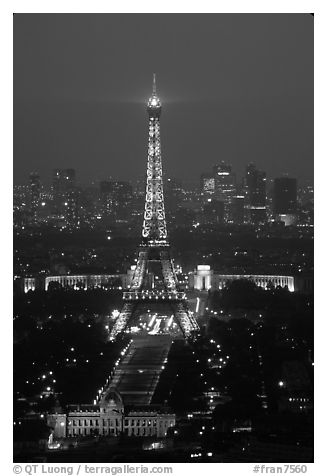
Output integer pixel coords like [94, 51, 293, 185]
[14, 14, 313, 185]
[13, 13, 314, 464]
[14, 162, 310, 189]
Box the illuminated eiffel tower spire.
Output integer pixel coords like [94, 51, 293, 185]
[142, 74, 167, 243]
[152, 72, 157, 95]
[109, 77, 199, 341]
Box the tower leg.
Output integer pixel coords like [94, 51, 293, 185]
[171, 301, 199, 338]
[109, 302, 135, 341]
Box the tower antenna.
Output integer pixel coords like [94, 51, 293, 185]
[152, 73, 156, 95]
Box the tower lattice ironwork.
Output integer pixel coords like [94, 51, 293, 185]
[109, 75, 199, 340]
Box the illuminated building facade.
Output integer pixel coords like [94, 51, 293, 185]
[190, 265, 295, 292]
[22, 277, 37, 293]
[213, 161, 236, 200]
[200, 174, 215, 198]
[21, 273, 133, 293]
[48, 392, 175, 439]
[213, 161, 236, 221]
[21, 270, 313, 295]
[108, 75, 199, 340]
[44, 274, 126, 291]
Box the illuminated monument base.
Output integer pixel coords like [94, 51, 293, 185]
[123, 307, 183, 337]
[109, 243, 199, 340]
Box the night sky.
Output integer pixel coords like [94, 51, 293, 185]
[14, 13, 313, 186]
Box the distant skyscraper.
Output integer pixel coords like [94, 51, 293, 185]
[29, 172, 40, 214]
[202, 199, 224, 225]
[245, 163, 267, 224]
[200, 174, 215, 198]
[273, 177, 297, 225]
[212, 161, 236, 221]
[213, 161, 236, 200]
[231, 195, 245, 224]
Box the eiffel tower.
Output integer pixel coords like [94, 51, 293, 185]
[109, 75, 199, 341]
